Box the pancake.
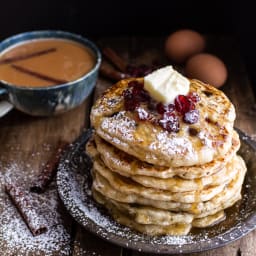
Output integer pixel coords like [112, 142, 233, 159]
[93, 157, 235, 203]
[92, 156, 245, 216]
[89, 69, 247, 235]
[90, 131, 240, 179]
[92, 150, 239, 193]
[86, 137, 98, 158]
[111, 210, 192, 236]
[130, 159, 237, 192]
[91, 140, 239, 192]
[192, 210, 226, 228]
[93, 190, 230, 235]
[93, 189, 192, 236]
[105, 196, 194, 225]
[93, 186, 240, 225]
[91, 78, 235, 167]
[94, 190, 227, 226]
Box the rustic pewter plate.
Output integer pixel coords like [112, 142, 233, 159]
[57, 128, 256, 254]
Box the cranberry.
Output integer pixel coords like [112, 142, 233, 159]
[162, 111, 174, 120]
[124, 99, 139, 111]
[167, 103, 175, 112]
[166, 120, 180, 133]
[122, 89, 132, 99]
[156, 103, 166, 114]
[188, 92, 201, 103]
[132, 86, 142, 98]
[175, 95, 195, 115]
[183, 109, 200, 124]
[131, 86, 149, 103]
[156, 103, 175, 114]
[128, 80, 143, 89]
[159, 113, 179, 132]
[123, 81, 200, 132]
[123, 80, 150, 111]
[123, 89, 139, 111]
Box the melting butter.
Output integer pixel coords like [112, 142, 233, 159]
[144, 66, 190, 104]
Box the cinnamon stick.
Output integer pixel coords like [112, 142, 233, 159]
[100, 62, 130, 81]
[5, 180, 48, 236]
[11, 64, 68, 85]
[102, 47, 127, 72]
[0, 48, 57, 65]
[30, 141, 68, 193]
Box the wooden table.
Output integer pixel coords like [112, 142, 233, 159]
[0, 36, 255, 256]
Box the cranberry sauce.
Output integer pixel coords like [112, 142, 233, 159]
[122, 80, 200, 132]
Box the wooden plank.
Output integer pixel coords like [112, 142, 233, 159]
[0, 102, 87, 255]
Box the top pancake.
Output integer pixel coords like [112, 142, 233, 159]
[90, 130, 240, 179]
[91, 78, 235, 167]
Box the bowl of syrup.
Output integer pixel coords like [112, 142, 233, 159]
[0, 30, 101, 116]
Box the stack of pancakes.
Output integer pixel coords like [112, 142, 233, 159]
[87, 78, 247, 236]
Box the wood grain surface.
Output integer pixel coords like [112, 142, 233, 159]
[0, 37, 255, 256]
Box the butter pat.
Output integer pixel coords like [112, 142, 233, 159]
[144, 66, 190, 104]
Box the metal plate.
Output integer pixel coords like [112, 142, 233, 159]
[57, 128, 256, 254]
[0, 101, 13, 117]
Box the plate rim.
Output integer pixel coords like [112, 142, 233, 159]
[0, 101, 13, 118]
[56, 128, 256, 254]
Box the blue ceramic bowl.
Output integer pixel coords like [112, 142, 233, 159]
[0, 30, 101, 116]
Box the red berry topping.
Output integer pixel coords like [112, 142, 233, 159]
[124, 99, 139, 111]
[167, 103, 175, 112]
[132, 86, 142, 98]
[159, 113, 179, 132]
[167, 119, 180, 133]
[122, 89, 131, 98]
[123, 80, 200, 133]
[162, 111, 175, 120]
[123, 90, 139, 111]
[156, 103, 166, 114]
[188, 92, 201, 103]
[128, 80, 143, 89]
[132, 86, 150, 102]
[175, 95, 195, 115]
[156, 103, 175, 114]
[183, 109, 199, 124]
[123, 81, 150, 111]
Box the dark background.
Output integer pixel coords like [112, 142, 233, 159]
[0, 0, 255, 89]
[0, 1, 240, 37]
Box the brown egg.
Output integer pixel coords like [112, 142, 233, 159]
[185, 53, 228, 88]
[165, 29, 205, 63]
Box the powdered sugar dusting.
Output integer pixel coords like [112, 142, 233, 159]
[0, 156, 71, 255]
[198, 131, 213, 148]
[149, 131, 196, 166]
[152, 131, 192, 155]
[101, 111, 136, 141]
